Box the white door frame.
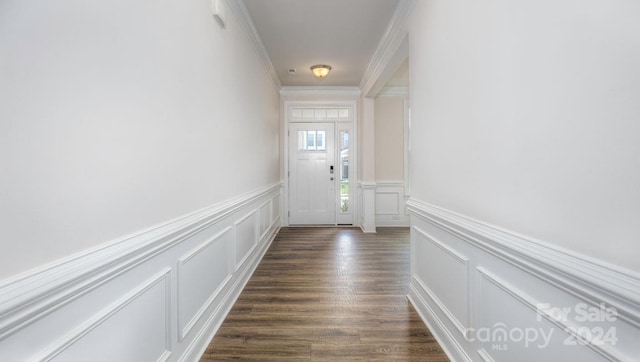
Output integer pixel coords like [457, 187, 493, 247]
[282, 100, 358, 226]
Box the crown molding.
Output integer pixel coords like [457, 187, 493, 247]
[225, 0, 282, 89]
[280, 86, 361, 97]
[359, 0, 416, 97]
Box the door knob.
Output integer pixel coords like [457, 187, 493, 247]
[330, 177, 334, 181]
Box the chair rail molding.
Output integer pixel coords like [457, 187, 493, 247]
[0, 183, 282, 361]
[407, 198, 640, 361]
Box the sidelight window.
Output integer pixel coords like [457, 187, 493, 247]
[339, 130, 350, 212]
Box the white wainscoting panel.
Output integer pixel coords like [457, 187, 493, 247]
[375, 181, 409, 226]
[234, 210, 258, 270]
[407, 198, 640, 362]
[37, 269, 172, 362]
[476, 267, 605, 362]
[271, 194, 280, 226]
[376, 193, 399, 214]
[259, 200, 271, 239]
[413, 226, 469, 337]
[0, 183, 281, 361]
[177, 227, 233, 341]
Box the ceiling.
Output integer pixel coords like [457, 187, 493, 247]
[242, 0, 401, 87]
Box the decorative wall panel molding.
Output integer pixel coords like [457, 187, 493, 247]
[259, 200, 271, 240]
[177, 227, 233, 341]
[0, 183, 281, 361]
[271, 193, 280, 226]
[33, 269, 172, 362]
[475, 267, 617, 361]
[375, 181, 409, 226]
[407, 198, 640, 361]
[412, 226, 470, 337]
[234, 210, 258, 270]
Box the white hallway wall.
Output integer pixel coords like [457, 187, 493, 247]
[0, 0, 280, 279]
[374, 96, 408, 226]
[0, 0, 280, 360]
[374, 97, 404, 182]
[407, 0, 640, 360]
[409, 0, 640, 275]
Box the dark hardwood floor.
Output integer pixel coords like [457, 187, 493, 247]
[201, 227, 449, 361]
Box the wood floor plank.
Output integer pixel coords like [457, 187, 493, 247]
[201, 227, 449, 361]
[309, 342, 450, 361]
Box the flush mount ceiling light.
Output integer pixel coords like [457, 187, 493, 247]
[310, 64, 332, 79]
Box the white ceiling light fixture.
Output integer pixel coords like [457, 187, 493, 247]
[310, 64, 332, 79]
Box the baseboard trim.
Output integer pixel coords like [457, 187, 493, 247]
[408, 282, 472, 362]
[180, 222, 280, 362]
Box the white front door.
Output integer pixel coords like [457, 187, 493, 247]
[288, 122, 336, 225]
